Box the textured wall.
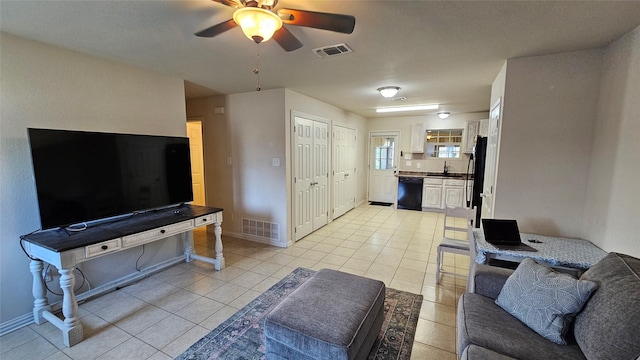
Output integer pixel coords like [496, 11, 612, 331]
[0, 33, 187, 324]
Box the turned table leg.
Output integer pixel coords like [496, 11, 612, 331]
[30, 259, 50, 324]
[58, 267, 83, 346]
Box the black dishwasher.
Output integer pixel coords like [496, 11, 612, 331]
[397, 177, 423, 211]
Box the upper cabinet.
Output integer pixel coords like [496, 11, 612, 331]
[411, 123, 425, 153]
[463, 120, 480, 154]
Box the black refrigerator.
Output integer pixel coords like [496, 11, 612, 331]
[467, 136, 487, 227]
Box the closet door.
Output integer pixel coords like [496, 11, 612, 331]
[293, 115, 328, 241]
[332, 125, 356, 219]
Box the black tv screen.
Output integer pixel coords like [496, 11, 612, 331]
[28, 128, 193, 230]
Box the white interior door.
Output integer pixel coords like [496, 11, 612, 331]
[293, 115, 328, 241]
[186, 120, 206, 206]
[481, 99, 501, 220]
[332, 125, 356, 219]
[312, 122, 329, 230]
[368, 132, 398, 204]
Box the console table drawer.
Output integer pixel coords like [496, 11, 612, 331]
[194, 214, 214, 227]
[85, 239, 121, 258]
[122, 220, 194, 248]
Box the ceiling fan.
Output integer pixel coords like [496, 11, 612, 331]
[195, 0, 356, 52]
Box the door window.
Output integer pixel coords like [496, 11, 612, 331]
[373, 137, 395, 170]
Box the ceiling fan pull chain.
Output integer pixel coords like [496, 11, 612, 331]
[254, 44, 261, 91]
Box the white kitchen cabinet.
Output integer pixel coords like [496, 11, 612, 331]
[411, 123, 426, 153]
[422, 178, 473, 210]
[463, 120, 480, 154]
[443, 179, 465, 207]
[422, 178, 443, 208]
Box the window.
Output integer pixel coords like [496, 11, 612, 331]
[426, 129, 462, 158]
[373, 137, 395, 170]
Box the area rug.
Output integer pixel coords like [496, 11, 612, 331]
[176, 267, 423, 360]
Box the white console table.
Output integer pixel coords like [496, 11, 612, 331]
[21, 204, 224, 347]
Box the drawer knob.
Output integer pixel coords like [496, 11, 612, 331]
[202, 219, 207, 222]
[101, 245, 108, 250]
[160, 229, 166, 234]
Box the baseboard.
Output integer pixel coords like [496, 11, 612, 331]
[222, 230, 288, 248]
[0, 255, 185, 336]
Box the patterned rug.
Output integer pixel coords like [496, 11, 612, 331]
[176, 268, 423, 360]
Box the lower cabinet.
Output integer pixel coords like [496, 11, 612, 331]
[422, 178, 443, 209]
[443, 179, 465, 208]
[422, 178, 473, 209]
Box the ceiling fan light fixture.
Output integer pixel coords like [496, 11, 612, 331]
[377, 86, 400, 98]
[233, 7, 283, 43]
[438, 112, 451, 119]
[376, 104, 439, 113]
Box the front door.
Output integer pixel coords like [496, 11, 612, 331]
[368, 132, 398, 204]
[332, 125, 356, 219]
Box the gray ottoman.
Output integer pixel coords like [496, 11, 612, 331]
[264, 269, 386, 360]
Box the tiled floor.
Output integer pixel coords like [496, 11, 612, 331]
[1, 203, 472, 360]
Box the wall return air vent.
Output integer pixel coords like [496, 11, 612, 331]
[312, 43, 353, 58]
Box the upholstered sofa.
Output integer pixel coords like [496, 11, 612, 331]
[457, 252, 640, 360]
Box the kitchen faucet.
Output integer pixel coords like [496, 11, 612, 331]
[443, 161, 448, 175]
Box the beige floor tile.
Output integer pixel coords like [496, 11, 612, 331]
[113, 304, 170, 336]
[413, 318, 457, 353]
[95, 337, 157, 360]
[205, 282, 249, 304]
[160, 326, 210, 358]
[174, 297, 225, 324]
[299, 249, 328, 261]
[135, 314, 195, 349]
[419, 301, 457, 327]
[199, 306, 238, 330]
[182, 277, 226, 296]
[1, 336, 59, 360]
[410, 341, 457, 360]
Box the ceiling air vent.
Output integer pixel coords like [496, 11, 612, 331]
[313, 43, 353, 58]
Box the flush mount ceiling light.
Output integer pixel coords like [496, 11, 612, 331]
[377, 86, 400, 98]
[376, 104, 439, 113]
[438, 112, 451, 119]
[233, 7, 283, 43]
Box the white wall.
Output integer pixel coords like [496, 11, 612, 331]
[368, 113, 489, 175]
[583, 25, 640, 257]
[493, 49, 603, 237]
[227, 89, 288, 246]
[0, 33, 187, 324]
[284, 89, 369, 205]
[186, 89, 368, 247]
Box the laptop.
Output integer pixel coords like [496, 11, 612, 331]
[481, 219, 537, 252]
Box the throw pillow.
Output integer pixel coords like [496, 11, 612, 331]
[495, 258, 598, 345]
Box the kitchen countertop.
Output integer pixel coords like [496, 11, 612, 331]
[397, 171, 472, 180]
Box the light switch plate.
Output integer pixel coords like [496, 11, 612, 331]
[272, 158, 280, 167]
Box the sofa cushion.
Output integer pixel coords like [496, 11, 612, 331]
[494, 258, 597, 345]
[461, 344, 517, 360]
[574, 253, 640, 359]
[457, 292, 585, 360]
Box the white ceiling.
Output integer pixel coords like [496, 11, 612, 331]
[2, 1, 639, 118]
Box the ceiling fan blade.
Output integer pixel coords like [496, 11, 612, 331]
[211, 0, 245, 9]
[277, 9, 355, 34]
[272, 27, 303, 52]
[195, 19, 238, 38]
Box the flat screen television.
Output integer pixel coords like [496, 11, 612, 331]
[27, 128, 193, 230]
